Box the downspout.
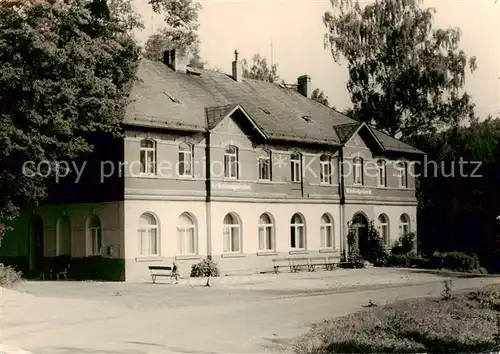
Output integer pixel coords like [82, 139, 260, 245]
[339, 147, 346, 260]
[205, 130, 212, 260]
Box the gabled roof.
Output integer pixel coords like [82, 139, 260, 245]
[124, 59, 424, 154]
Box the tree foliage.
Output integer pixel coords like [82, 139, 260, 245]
[0, 0, 140, 240]
[144, 0, 204, 68]
[323, 0, 477, 140]
[311, 88, 330, 107]
[241, 53, 280, 83]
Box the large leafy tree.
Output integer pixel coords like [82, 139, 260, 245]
[242, 53, 280, 83]
[145, 0, 204, 68]
[311, 88, 330, 107]
[0, 0, 140, 240]
[323, 0, 476, 140]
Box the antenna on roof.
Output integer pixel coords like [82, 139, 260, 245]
[270, 37, 274, 67]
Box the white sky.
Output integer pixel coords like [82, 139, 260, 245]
[132, 0, 499, 119]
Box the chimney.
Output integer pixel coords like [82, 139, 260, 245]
[232, 49, 242, 82]
[163, 46, 189, 73]
[297, 75, 311, 99]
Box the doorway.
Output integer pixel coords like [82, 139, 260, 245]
[28, 215, 44, 272]
[351, 213, 369, 259]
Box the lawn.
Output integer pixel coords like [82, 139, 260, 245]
[294, 282, 500, 353]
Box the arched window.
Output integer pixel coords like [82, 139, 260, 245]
[290, 153, 302, 182]
[87, 215, 102, 256]
[140, 139, 156, 175]
[56, 216, 71, 256]
[224, 145, 238, 179]
[377, 159, 387, 187]
[258, 150, 271, 181]
[177, 213, 197, 255]
[178, 143, 193, 177]
[320, 155, 332, 184]
[137, 213, 159, 256]
[223, 213, 241, 252]
[399, 214, 410, 237]
[377, 214, 390, 247]
[290, 213, 306, 249]
[320, 213, 334, 248]
[353, 156, 363, 185]
[258, 213, 274, 251]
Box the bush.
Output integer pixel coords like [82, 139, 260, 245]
[190, 258, 220, 278]
[391, 232, 417, 255]
[442, 252, 481, 272]
[387, 254, 411, 268]
[0, 263, 23, 288]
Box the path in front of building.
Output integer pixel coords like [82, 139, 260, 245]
[2, 268, 500, 354]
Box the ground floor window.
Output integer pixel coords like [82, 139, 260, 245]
[320, 213, 334, 248]
[223, 213, 241, 252]
[138, 213, 159, 257]
[258, 213, 274, 251]
[177, 213, 197, 255]
[87, 215, 102, 256]
[56, 216, 71, 256]
[399, 213, 410, 237]
[377, 214, 390, 247]
[290, 213, 305, 249]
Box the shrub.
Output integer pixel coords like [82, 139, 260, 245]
[0, 263, 23, 288]
[391, 232, 417, 255]
[387, 254, 411, 268]
[442, 252, 481, 272]
[190, 258, 220, 278]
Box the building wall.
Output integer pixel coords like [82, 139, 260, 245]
[0, 202, 124, 276]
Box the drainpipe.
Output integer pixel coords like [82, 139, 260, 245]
[339, 147, 347, 260]
[205, 131, 212, 260]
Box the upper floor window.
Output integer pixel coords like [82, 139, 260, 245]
[320, 154, 332, 184]
[259, 150, 271, 181]
[178, 143, 193, 177]
[290, 213, 306, 249]
[177, 213, 197, 255]
[140, 139, 156, 175]
[258, 213, 275, 251]
[223, 213, 241, 253]
[138, 213, 159, 257]
[398, 161, 408, 188]
[377, 159, 387, 187]
[353, 156, 363, 185]
[224, 145, 238, 179]
[290, 153, 302, 183]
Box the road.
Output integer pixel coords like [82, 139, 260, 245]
[2, 270, 500, 353]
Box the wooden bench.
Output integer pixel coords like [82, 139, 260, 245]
[149, 265, 172, 284]
[52, 262, 71, 280]
[307, 256, 335, 271]
[289, 257, 310, 272]
[272, 258, 293, 273]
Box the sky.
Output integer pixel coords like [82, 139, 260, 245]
[132, 0, 499, 119]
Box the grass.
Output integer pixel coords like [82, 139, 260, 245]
[294, 285, 500, 353]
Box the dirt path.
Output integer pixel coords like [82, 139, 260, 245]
[2, 270, 500, 354]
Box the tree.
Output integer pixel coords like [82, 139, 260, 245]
[311, 88, 330, 107]
[143, 29, 205, 69]
[0, 0, 140, 241]
[241, 53, 280, 83]
[323, 0, 476, 141]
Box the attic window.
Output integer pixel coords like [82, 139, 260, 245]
[259, 107, 271, 115]
[302, 115, 313, 122]
[163, 91, 181, 104]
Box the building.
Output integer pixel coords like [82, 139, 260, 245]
[0, 48, 424, 281]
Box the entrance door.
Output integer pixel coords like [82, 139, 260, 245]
[352, 213, 369, 259]
[28, 215, 44, 272]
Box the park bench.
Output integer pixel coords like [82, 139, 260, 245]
[53, 262, 71, 280]
[272, 258, 293, 273]
[289, 257, 311, 272]
[307, 256, 335, 271]
[149, 265, 172, 284]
